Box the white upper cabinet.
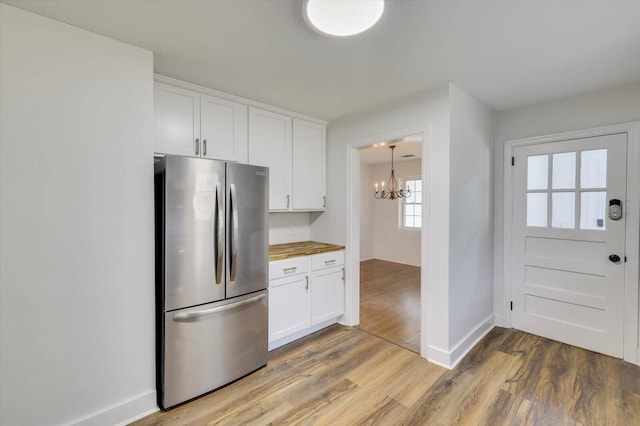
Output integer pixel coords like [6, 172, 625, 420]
[292, 119, 326, 210]
[248, 108, 292, 211]
[154, 77, 327, 211]
[248, 110, 327, 212]
[154, 82, 248, 162]
[200, 94, 247, 162]
[154, 83, 200, 157]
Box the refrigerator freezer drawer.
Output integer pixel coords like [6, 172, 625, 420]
[161, 290, 268, 409]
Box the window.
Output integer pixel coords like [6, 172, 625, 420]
[526, 149, 607, 230]
[402, 178, 422, 229]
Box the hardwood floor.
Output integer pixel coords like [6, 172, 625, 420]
[132, 325, 640, 425]
[359, 259, 420, 352]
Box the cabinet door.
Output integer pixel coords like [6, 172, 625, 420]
[154, 83, 200, 157]
[200, 95, 248, 163]
[292, 119, 326, 210]
[269, 274, 310, 342]
[248, 108, 292, 211]
[310, 267, 344, 326]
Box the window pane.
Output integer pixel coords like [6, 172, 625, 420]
[580, 191, 607, 230]
[552, 152, 576, 189]
[581, 149, 607, 188]
[414, 217, 422, 228]
[405, 216, 414, 227]
[414, 205, 422, 216]
[414, 192, 422, 203]
[407, 180, 416, 192]
[415, 180, 422, 191]
[527, 193, 547, 227]
[552, 192, 575, 229]
[528, 155, 548, 190]
[406, 205, 414, 215]
[405, 191, 414, 202]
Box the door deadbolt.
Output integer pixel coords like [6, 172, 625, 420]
[609, 199, 622, 220]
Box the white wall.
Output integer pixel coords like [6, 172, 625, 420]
[493, 81, 640, 357]
[359, 163, 375, 260]
[269, 212, 311, 244]
[0, 5, 156, 425]
[448, 85, 495, 352]
[371, 159, 422, 266]
[313, 85, 453, 358]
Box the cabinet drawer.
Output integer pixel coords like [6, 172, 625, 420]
[311, 250, 344, 271]
[269, 257, 309, 281]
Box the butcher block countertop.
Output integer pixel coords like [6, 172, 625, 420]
[268, 241, 345, 261]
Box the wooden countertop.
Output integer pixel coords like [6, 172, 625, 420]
[269, 241, 345, 261]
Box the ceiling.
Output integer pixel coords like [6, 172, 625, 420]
[359, 135, 422, 165]
[6, 0, 640, 121]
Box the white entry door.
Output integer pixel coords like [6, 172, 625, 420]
[511, 133, 627, 358]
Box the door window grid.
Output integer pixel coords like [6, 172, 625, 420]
[402, 178, 422, 229]
[526, 150, 607, 230]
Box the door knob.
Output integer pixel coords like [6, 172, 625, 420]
[608, 254, 621, 263]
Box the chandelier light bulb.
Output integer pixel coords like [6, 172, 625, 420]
[303, 0, 385, 37]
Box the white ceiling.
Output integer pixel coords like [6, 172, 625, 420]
[6, 0, 640, 121]
[359, 136, 422, 165]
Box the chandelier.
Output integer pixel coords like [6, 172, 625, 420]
[373, 145, 411, 200]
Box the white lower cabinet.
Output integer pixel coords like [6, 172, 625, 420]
[310, 267, 344, 326]
[268, 274, 310, 342]
[268, 250, 345, 350]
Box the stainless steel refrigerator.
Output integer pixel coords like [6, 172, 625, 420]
[154, 155, 269, 410]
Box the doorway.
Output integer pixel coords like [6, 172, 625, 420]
[503, 122, 640, 364]
[357, 137, 423, 352]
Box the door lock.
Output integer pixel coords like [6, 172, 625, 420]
[608, 254, 621, 263]
[609, 199, 622, 220]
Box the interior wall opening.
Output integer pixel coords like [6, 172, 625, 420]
[357, 135, 423, 353]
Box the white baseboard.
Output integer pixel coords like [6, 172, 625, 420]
[449, 315, 495, 369]
[268, 317, 341, 351]
[369, 256, 421, 267]
[426, 315, 495, 370]
[425, 345, 453, 369]
[71, 390, 157, 426]
[493, 313, 507, 328]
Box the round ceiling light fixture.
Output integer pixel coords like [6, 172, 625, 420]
[303, 0, 385, 37]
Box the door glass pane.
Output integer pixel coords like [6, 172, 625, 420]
[552, 152, 576, 189]
[528, 155, 548, 190]
[581, 149, 607, 188]
[552, 192, 575, 228]
[580, 191, 607, 230]
[527, 193, 547, 227]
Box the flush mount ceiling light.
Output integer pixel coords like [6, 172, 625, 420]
[303, 0, 384, 37]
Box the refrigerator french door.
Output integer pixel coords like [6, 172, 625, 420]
[155, 155, 269, 410]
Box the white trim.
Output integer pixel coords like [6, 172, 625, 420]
[70, 391, 157, 426]
[154, 74, 328, 126]
[269, 317, 341, 351]
[501, 120, 640, 364]
[448, 315, 495, 369]
[345, 125, 430, 355]
[426, 315, 495, 370]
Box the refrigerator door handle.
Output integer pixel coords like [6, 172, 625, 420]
[229, 183, 239, 282]
[215, 183, 224, 285]
[172, 293, 266, 322]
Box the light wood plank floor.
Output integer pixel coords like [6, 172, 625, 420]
[359, 259, 420, 352]
[133, 325, 640, 425]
